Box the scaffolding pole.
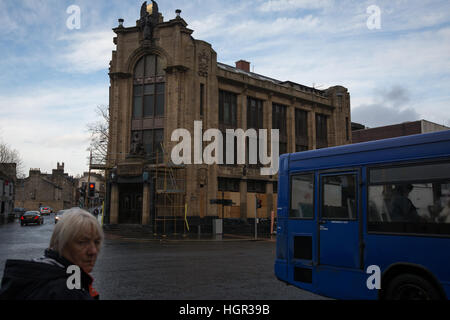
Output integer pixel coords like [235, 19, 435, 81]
[151, 146, 186, 237]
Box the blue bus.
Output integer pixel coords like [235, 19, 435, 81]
[275, 130, 450, 299]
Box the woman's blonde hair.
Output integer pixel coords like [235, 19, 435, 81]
[50, 208, 104, 255]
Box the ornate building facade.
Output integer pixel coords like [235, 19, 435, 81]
[105, 2, 352, 231]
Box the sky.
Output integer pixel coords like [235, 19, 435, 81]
[0, 0, 449, 177]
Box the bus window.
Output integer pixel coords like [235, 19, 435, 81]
[290, 173, 314, 218]
[368, 163, 450, 235]
[322, 174, 356, 220]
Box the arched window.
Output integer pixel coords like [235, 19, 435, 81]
[131, 54, 165, 163]
[133, 54, 165, 119]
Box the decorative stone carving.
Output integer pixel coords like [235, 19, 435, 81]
[140, 1, 160, 41]
[198, 50, 209, 77]
[129, 132, 145, 156]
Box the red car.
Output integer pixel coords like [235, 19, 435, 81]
[39, 207, 51, 215]
[21, 211, 44, 226]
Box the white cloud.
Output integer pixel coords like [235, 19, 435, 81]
[0, 85, 107, 117]
[190, 13, 227, 39]
[0, 116, 92, 176]
[352, 104, 420, 128]
[351, 85, 420, 127]
[56, 30, 115, 74]
[0, 83, 108, 176]
[259, 0, 333, 12]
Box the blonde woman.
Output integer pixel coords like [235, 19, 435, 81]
[0, 208, 103, 300]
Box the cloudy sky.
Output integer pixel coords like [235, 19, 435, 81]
[0, 0, 449, 176]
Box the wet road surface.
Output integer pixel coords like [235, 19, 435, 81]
[0, 215, 326, 300]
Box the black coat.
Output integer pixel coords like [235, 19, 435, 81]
[0, 249, 99, 300]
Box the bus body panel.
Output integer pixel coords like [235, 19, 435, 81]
[275, 131, 450, 299]
[365, 235, 450, 293]
[314, 266, 379, 300]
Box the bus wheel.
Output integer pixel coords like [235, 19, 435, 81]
[385, 274, 441, 300]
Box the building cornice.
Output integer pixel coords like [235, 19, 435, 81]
[109, 72, 132, 80]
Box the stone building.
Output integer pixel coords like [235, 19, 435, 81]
[0, 163, 16, 223]
[105, 2, 351, 230]
[15, 163, 77, 212]
[352, 119, 449, 143]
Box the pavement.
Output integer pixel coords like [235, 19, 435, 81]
[103, 229, 277, 243]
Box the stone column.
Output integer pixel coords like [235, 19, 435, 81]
[240, 179, 247, 220]
[239, 90, 247, 220]
[142, 183, 150, 225]
[266, 181, 273, 218]
[288, 101, 296, 153]
[310, 111, 316, 150]
[110, 183, 119, 224]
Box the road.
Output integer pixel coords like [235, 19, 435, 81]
[0, 214, 326, 300]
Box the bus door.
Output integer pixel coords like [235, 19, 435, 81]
[318, 171, 361, 269]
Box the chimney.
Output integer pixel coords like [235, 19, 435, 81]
[235, 60, 250, 72]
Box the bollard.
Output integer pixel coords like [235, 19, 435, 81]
[270, 210, 275, 235]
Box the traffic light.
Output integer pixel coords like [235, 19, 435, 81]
[256, 199, 262, 209]
[88, 183, 96, 197]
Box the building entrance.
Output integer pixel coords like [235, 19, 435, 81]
[119, 183, 143, 224]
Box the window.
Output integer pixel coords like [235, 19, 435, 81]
[219, 90, 237, 127]
[272, 103, 287, 155]
[219, 91, 238, 165]
[316, 114, 328, 149]
[322, 174, 357, 220]
[221, 129, 238, 165]
[247, 180, 266, 193]
[132, 55, 165, 119]
[290, 173, 314, 218]
[200, 84, 204, 117]
[247, 97, 264, 166]
[131, 54, 165, 162]
[368, 162, 450, 235]
[218, 178, 240, 192]
[295, 109, 308, 152]
[346, 117, 350, 141]
[247, 97, 263, 130]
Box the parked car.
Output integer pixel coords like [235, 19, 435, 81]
[20, 211, 44, 226]
[55, 210, 66, 224]
[39, 207, 51, 215]
[13, 208, 26, 218]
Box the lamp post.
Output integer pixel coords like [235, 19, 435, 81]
[85, 149, 92, 210]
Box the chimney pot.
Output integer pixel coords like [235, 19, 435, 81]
[235, 60, 250, 72]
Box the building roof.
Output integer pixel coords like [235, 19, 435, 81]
[217, 62, 328, 97]
[352, 119, 450, 143]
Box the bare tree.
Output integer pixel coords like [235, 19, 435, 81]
[86, 105, 109, 166]
[0, 140, 25, 178]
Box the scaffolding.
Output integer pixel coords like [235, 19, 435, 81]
[149, 144, 186, 236]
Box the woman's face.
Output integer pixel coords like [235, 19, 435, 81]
[62, 230, 101, 273]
